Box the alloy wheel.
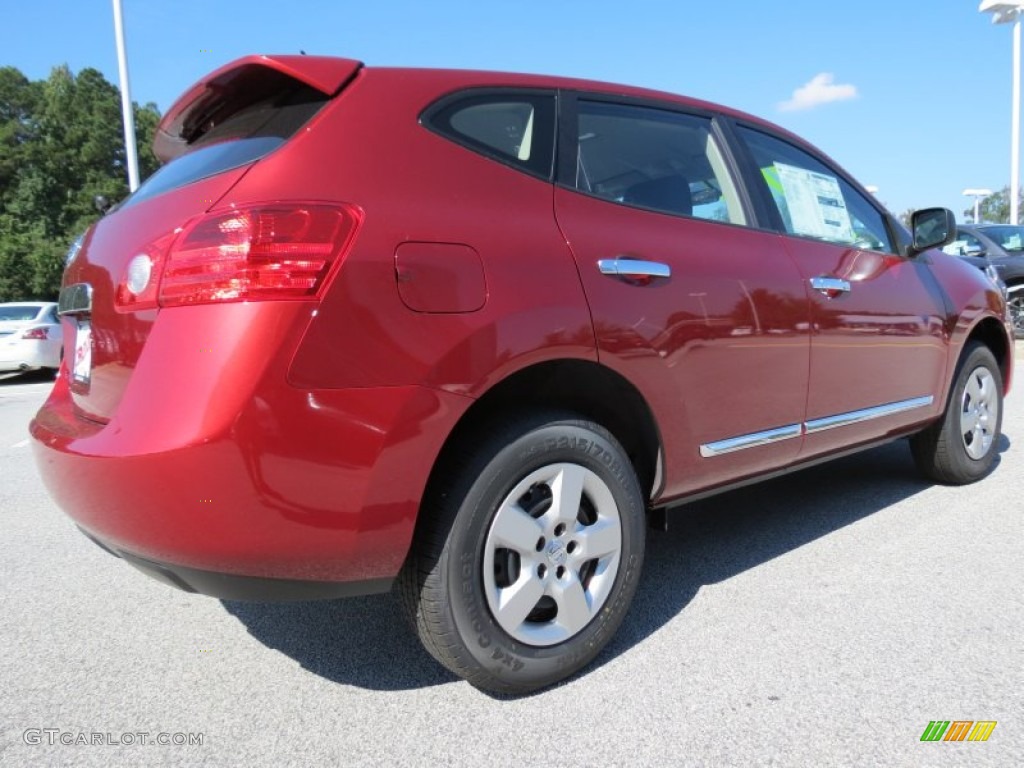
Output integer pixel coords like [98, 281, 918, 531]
[959, 366, 999, 460]
[482, 462, 622, 647]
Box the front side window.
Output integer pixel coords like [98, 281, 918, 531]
[572, 101, 746, 225]
[737, 126, 894, 253]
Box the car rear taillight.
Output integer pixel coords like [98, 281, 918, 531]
[115, 203, 362, 310]
[21, 328, 48, 340]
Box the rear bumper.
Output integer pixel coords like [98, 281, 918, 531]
[31, 367, 472, 593]
[0, 340, 60, 371]
[80, 528, 391, 600]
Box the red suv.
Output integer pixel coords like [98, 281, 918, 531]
[32, 55, 1013, 693]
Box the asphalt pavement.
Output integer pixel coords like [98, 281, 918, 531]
[0, 356, 1021, 767]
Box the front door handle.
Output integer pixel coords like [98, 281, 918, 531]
[809, 275, 851, 299]
[597, 258, 671, 281]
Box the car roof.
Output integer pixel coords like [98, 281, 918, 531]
[173, 55, 828, 168]
[365, 63, 855, 179]
[371, 63, 807, 141]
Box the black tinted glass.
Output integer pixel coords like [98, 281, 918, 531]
[573, 101, 746, 224]
[425, 90, 556, 179]
[123, 138, 282, 209]
[121, 92, 324, 210]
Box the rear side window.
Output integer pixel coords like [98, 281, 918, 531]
[572, 101, 747, 225]
[424, 90, 556, 179]
[122, 83, 326, 210]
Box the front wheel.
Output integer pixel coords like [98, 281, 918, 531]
[399, 414, 646, 694]
[910, 342, 1003, 484]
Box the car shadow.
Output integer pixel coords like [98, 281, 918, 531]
[0, 370, 55, 385]
[221, 436, 1003, 694]
[222, 590, 458, 690]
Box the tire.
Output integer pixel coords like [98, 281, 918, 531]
[398, 413, 646, 694]
[910, 342, 1003, 484]
[1007, 284, 1024, 340]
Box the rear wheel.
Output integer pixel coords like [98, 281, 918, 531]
[910, 342, 1003, 484]
[399, 413, 646, 694]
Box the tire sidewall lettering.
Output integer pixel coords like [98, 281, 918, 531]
[446, 421, 644, 690]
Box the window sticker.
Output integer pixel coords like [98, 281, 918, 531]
[772, 162, 854, 243]
[942, 239, 967, 256]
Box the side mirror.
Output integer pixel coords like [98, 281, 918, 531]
[964, 244, 986, 257]
[94, 195, 111, 213]
[909, 208, 957, 255]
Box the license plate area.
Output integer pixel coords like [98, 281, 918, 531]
[72, 320, 92, 388]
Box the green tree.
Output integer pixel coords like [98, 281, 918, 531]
[963, 186, 1022, 224]
[0, 64, 161, 301]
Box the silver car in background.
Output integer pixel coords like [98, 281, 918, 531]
[0, 302, 62, 374]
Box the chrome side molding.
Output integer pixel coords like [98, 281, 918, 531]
[804, 395, 934, 434]
[699, 423, 803, 458]
[700, 395, 935, 457]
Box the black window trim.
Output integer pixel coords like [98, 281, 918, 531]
[554, 90, 761, 230]
[419, 87, 558, 181]
[727, 119, 902, 256]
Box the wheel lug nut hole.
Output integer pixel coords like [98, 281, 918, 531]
[536, 536, 545, 552]
[554, 523, 566, 536]
[556, 565, 566, 579]
[537, 564, 547, 579]
[566, 541, 577, 554]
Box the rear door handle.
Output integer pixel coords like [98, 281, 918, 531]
[809, 275, 851, 298]
[597, 258, 671, 280]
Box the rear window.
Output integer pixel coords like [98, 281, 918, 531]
[122, 84, 326, 210]
[0, 305, 44, 322]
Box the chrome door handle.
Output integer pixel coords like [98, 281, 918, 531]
[809, 275, 851, 298]
[597, 258, 671, 280]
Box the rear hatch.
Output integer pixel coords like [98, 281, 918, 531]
[61, 55, 361, 422]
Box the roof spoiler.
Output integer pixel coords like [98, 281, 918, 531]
[153, 54, 362, 163]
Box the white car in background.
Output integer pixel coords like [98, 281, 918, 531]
[0, 302, 63, 374]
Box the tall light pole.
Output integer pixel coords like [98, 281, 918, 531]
[981, 2, 1024, 224]
[112, 0, 140, 192]
[963, 187, 994, 223]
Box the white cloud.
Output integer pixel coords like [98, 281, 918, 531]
[778, 73, 858, 112]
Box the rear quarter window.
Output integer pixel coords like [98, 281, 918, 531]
[423, 90, 556, 179]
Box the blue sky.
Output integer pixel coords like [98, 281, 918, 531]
[0, 1, 1014, 219]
